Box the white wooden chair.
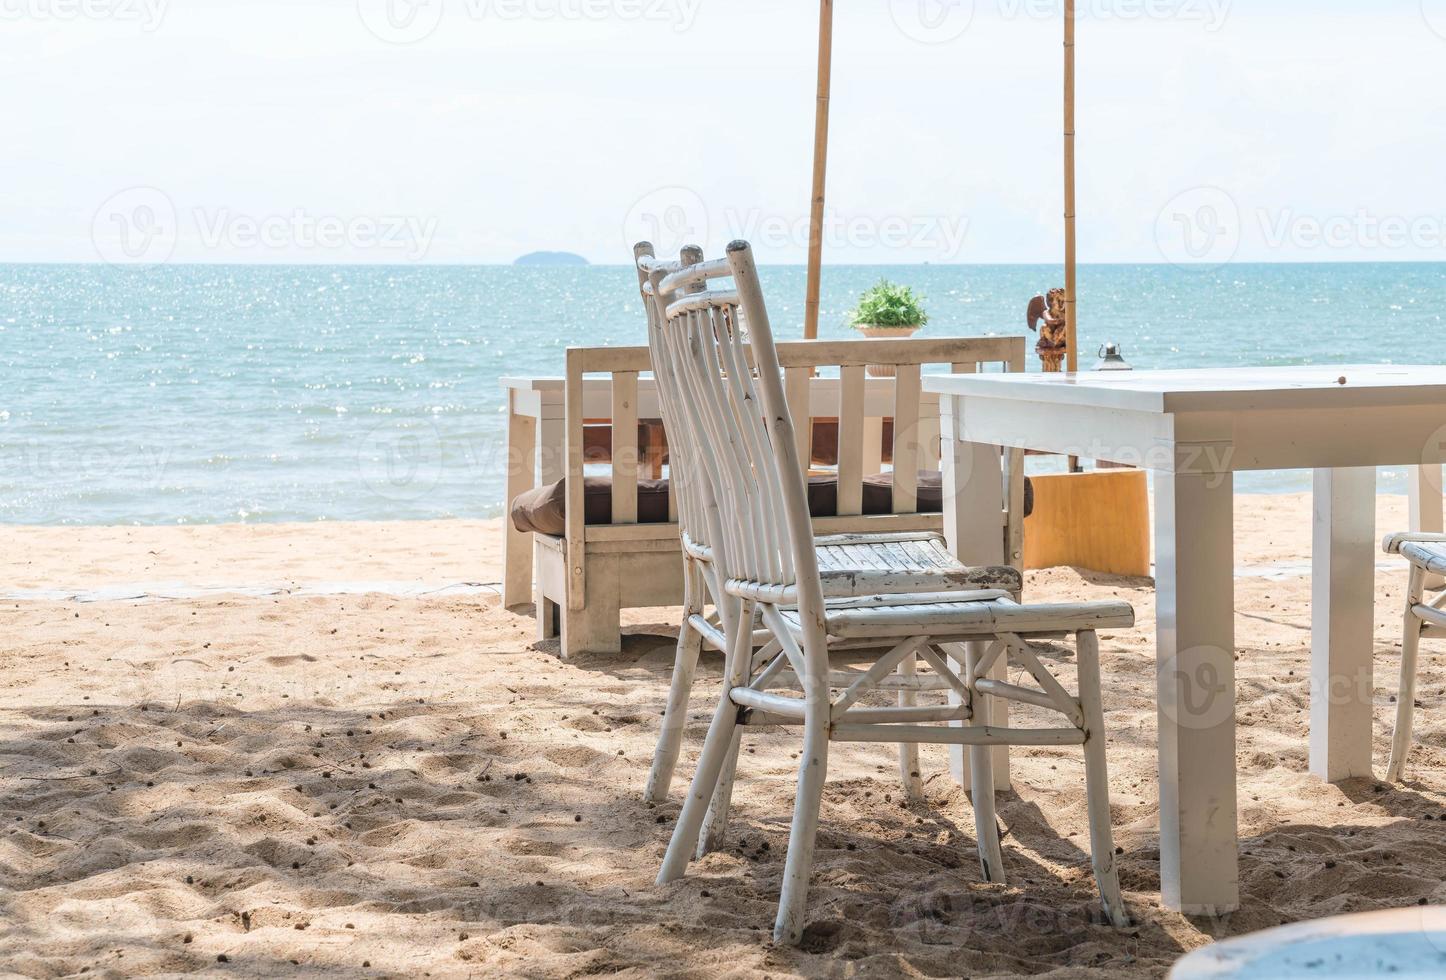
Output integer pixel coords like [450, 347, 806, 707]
[650, 241, 1132, 945]
[633, 242, 1023, 814]
[1382, 531, 1446, 781]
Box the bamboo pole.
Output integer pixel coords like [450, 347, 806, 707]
[1063, 0, 1077, 372]
[1064, 1, 1081, 471]
[803, 0, 834, 340]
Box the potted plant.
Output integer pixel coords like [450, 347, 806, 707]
[846, 279, 928, 376]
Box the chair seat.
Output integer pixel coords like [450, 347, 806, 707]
[815, 532, 1021, 596]
[780, 593, 1135, 640]
[1401, 541, 1446, 575]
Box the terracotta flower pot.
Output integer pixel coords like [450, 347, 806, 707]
[856, 324, 921, 377]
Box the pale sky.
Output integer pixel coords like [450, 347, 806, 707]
[2, 0, 1444, 264]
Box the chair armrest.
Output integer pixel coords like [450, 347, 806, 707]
[1383, 532, 1446, 554]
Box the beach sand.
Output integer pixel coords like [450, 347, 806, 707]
[2, 495, 1444, 978]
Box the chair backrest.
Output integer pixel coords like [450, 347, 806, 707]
[648, 240, 827, 621]
[635, 242, 714, 560]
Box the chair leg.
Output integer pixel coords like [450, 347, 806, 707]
[773, 698, 831, 946]
[559, 562, 622, 658]
[696, 731, 741, 857]
[645, 559, 706, 803]
[1076, 629, 1129, 927]
[965, 640, 1005, 884]
[1387, 564, 1428, 783]
[656, 686, 741, 883]
[696, 598, 755, 856]
[657, 595, 748, 882]
[897, 653, 925, 801]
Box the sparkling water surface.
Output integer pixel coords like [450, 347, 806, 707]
[2, 263, 1443, 525]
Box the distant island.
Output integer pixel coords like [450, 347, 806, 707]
[513, 251, 589, 267]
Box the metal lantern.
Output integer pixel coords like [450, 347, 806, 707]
[1096, 343, 1132, 371]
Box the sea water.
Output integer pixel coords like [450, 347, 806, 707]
[2, 262, 1442, 525]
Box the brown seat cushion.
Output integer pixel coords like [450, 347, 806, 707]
[510, 472, 1033, 536]
[510, 477, 670, 537]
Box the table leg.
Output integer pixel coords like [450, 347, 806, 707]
[504, 393, 537, 609]
[1410, 464, 1445, 590]
[1309, 467, 1377, 782]
[1155, 468, 1239, 915]
[940, 396, 1009, 791]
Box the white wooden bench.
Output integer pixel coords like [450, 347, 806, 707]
[502, 335, 1027, 657]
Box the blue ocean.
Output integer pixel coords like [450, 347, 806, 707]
[2, 262, 1443, 525]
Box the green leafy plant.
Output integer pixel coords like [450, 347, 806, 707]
[846, 280, 929, 330]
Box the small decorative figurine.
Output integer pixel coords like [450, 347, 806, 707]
[1026, 288, 1068, 372]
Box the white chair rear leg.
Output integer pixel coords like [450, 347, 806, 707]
[1076, 629, 1129, 926]
[897, 652, 925, 801]
[773, 699, 830, 946]
[657, 595, 749, 882]
[965, 640, 1005, 883]
[697, 732, 741, 857]
[657, 685, 741, 882]
[696, 599, 757, 856]
[1387, 563, 1428, 783]
[645, 557, 706, 803]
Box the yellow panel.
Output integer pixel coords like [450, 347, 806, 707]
[1023, 470, 1151, 577]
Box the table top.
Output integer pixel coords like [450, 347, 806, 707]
[1168, 906, 1446, 978]
[923, 364, 1446, 414]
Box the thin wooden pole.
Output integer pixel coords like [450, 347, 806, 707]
[804, 0, 833, 340]
[1064, 1, 1081, 471]
[1063, 0, 1078, 373]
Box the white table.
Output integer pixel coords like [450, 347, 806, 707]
[1169, 906, 1446, 978]
[925, 365, 1446, 916]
